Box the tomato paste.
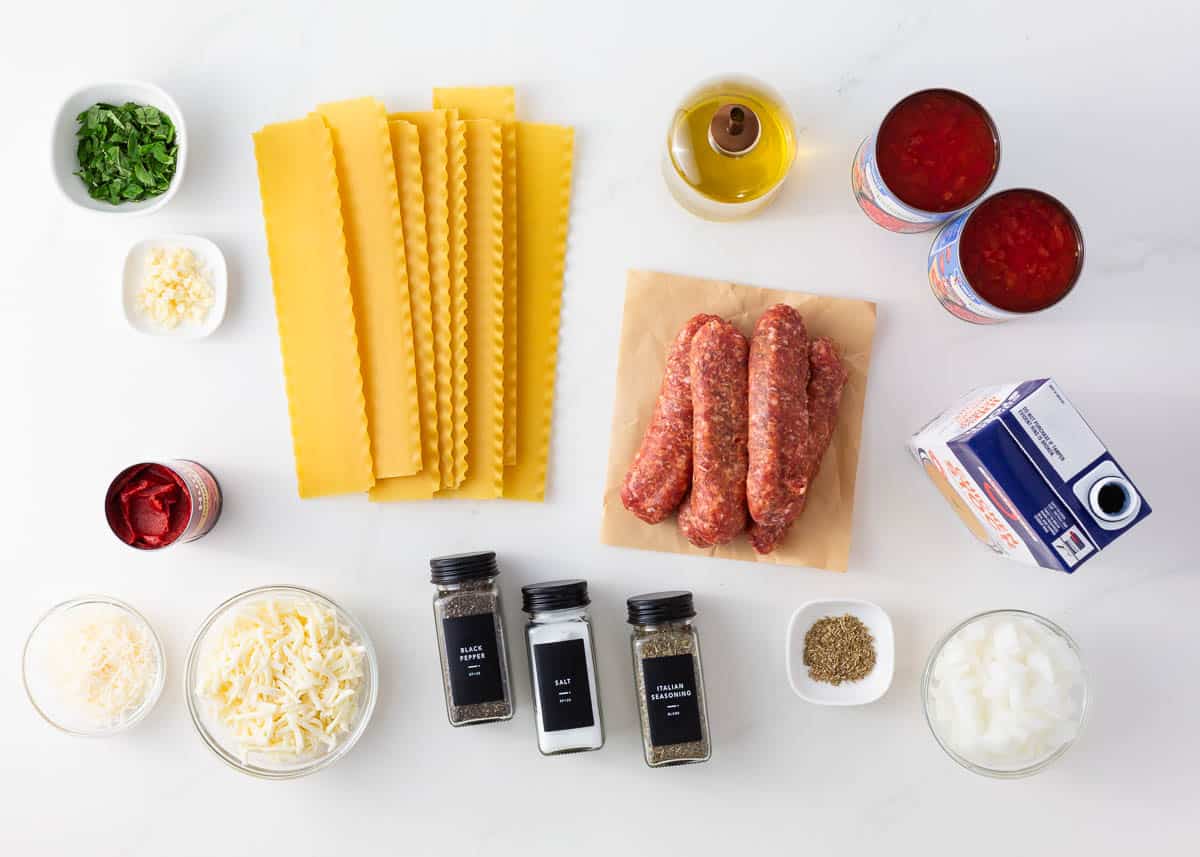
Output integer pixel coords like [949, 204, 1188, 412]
[876, 89, 998, 214]
[106, 464, 192, 549]
[959, 190, 1082, 313]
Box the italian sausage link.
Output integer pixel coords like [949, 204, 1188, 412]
[678, 319, 749, 547]
[747, 304, 810, 527]
[622, 314, 722, 524]
[749, 336, 847, 554]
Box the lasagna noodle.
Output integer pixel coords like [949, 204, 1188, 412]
[437, 119, 505, 499]
[252, 116, 374, 498]
[370, 120, 440, 501]
[389, 109, 455, 489]
[315, 97, 422, 478]
[447, 114, 470, 487]
[432, 86, 516, 123]
[434, 87, 519, 464]
[503, 123, 574, 502]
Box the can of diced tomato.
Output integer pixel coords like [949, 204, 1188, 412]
[927, 188, 1085, 324]
[851, 88, 1001, 233]
[104, 459, 223, 550]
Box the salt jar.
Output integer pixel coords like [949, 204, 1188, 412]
[521, 579, 604, 755]
[628, 591, 712, 767]
[430, 551, 514, 726]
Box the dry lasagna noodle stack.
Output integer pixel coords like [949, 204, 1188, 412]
[253, 88, 573, 503]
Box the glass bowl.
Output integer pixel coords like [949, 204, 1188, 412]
[921, 609, 1087, 778]
[22, 595, 166, 736]
[185, 585, 378, 779]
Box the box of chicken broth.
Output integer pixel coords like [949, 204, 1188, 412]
[909, 379, 1150, 572]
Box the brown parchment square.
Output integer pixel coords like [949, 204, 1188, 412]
[600, 270, 877, 572]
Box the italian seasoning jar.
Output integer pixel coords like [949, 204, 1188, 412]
[627, 591, 711, 767]
[430, 551, 514, 726]
[521, 580, 604, 755]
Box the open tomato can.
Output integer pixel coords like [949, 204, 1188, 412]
[105, 459, 222, 550]
[852, 88, 1001, 233]
[927, 188, 1085, 324]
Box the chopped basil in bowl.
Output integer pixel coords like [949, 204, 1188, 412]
[52, 81, 187, 215]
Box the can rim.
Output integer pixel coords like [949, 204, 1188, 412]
[957, 187, 1086, 315]
[873, 88, 1002, 215]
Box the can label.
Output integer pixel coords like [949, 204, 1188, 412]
[851, 136, 951, 233]
[926, 208, 1021, 324]
[909, 379, 1151, 572]
[165, 459, 222, 542]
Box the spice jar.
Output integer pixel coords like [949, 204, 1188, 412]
[627, 591, 711, 767]
[430, 551, 514, 726]
[521, 579, 604, 755]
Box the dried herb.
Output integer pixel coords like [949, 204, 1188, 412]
[632, 624, 711, 765]
[803, 614, 876, 685]
[74, 102, 178, 205]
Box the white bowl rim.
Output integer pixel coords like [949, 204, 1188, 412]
[52, 79, 187, 216]
[22, 594, 167, 736]
[122, 233, 228, 339]
[184, 584, 379, 780]
[786, 598, 895, 706]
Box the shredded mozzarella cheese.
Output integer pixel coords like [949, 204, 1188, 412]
[137, 246, 214, 329]
[195, 597, 366, 762]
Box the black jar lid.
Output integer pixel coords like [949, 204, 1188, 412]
[430, 551, 499, 585]
[626, 591, 695, 625]
[521, 579, 590, 613]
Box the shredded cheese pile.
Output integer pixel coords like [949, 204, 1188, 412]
[49, 608, 159, 726]
[195, 597, 366, 762]
[137, 246, 214, 329]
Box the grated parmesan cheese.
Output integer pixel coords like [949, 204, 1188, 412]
[195, 597, 366, 762]
[46, 605, 160, 727]
[137, 246, 214, 329]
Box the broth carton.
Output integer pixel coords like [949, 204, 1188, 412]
[910, 379, 1150, 572]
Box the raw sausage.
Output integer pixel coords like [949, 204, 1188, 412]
[622, 314, 722, 524]
[747, 304, 810, 528]
[749, 336, 847, 554]
[678, 319, 750, 547]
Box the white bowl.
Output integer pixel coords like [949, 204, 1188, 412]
[52, 81, 187, 215]
[122, 234, 227, 338]
[786, 599, 894, 705]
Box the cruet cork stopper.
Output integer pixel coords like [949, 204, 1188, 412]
[708, 103, 761, 156]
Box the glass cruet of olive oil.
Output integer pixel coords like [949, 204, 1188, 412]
[663, 75, 797, 221]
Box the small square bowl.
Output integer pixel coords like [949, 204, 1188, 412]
[122, 235, 227, 338]
[786, 599, 894, 705]
[52, 80, 187, 215]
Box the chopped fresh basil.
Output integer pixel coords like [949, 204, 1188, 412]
[73, 101, 179, 205]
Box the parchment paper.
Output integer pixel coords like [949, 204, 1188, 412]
[600, 270, 877, 572]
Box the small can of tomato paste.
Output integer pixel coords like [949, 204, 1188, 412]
[105, 460, 222, 550]
[927, 188, 1085, 324]
[852, 88, 1001, 233]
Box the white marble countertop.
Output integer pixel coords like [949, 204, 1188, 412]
[3, 1, 1198, 854]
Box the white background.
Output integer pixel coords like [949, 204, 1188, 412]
[3, 1, 1199, 853]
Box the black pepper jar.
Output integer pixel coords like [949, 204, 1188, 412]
[628, 591, 712, 767]
[431, 551, 514, 726]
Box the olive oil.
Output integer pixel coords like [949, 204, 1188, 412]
[664, 76, 797, 220]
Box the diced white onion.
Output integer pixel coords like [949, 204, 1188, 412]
[928, 614, 1084, 769]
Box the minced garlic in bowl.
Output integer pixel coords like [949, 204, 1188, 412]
[136, 246, 214, 329]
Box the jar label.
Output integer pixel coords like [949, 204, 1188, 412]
[442, 613, 505, 706]
[533, 639, 595, 733]
[642, 654, 702, 746]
